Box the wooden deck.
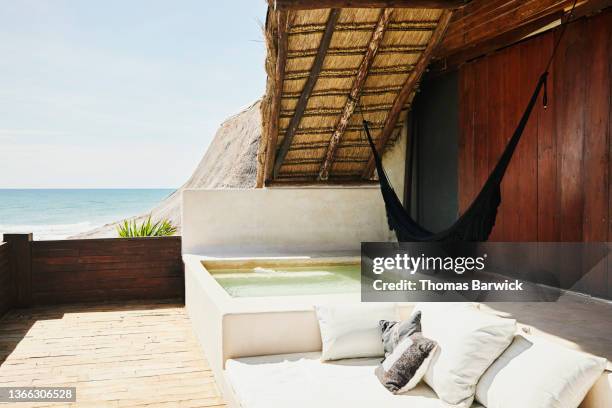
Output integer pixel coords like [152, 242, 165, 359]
[0, 301, 226, 408]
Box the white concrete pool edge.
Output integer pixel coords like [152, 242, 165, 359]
[184, 252, 387, 407]
[184, 253, 362, 312]
[183, 253, 371, 361]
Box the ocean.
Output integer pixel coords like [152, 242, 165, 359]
[0, 189, 174, 240]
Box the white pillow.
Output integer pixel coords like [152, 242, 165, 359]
[315, 303, 397, 361]
[476, 335, 607, 408]
[417, 303, 516, 408]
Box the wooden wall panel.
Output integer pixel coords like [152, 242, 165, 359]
[485, 51, 506, 241]
[503, 44, 523, 241]
[583, 15, 611, 242]
[557, 19, 588, 242]
[581, 15, 610, 297]
[517, 36, 541, 241]
[29, 237, 183, 306]
[458, 10, 611, 242]
[0, 243, 12, 317]
[458, 62, 475, 213]
[535, 34, 558, 241]
[609, 14, 612, 298]
[457, 11, 611, 297]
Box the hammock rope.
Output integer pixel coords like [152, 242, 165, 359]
[363, 0, 578, 242]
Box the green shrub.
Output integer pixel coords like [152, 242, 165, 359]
[117, 215, 177, 238]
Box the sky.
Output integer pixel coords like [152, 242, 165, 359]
[0, 0, 268, 188]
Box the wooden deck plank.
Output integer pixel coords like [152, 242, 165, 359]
[0, 302, 226, 408]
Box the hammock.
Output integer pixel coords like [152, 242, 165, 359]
[364, 72, 548, 242]
[362, 0, 580, 242]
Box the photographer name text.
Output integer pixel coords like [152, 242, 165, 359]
[372, 279, 524, 292]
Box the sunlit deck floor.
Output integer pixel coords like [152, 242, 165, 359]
[0, 301, 226, 408]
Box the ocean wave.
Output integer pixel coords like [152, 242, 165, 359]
[0, 222, 100, 241]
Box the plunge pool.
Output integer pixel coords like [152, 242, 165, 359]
[205, 260, 361, 297]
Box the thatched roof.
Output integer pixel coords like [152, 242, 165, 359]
[256, 2, 459, 185]
[255, 0, 600, 186]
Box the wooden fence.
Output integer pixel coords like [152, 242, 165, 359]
[0, 235, 183, 312]
[0, 243, 11, 316]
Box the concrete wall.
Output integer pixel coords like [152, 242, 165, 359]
[382, 119, 407, 206]
[182, 187, 390, 254]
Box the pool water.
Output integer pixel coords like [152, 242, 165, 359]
[211, 264, 361, 297]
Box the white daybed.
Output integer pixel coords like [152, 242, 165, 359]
[225, 352, 485, 408]
[215, 303, 611, 408]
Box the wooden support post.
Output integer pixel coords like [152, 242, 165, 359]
[3, 233, 33, 308]
[256, 10, 290, 187]
[265, 10, 290, 184]
[318, 8, 394, 181]
[273, 9, 341, 179]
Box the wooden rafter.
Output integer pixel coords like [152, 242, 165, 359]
[318, 8, 394, 181]
[273, 9, 340, 179]
[362, 9, 453, 179]
[270, 0, 470, 10]
[257, 10, 289, 187]
[268, 179, 380, 187]
[287, 44, 426, 59]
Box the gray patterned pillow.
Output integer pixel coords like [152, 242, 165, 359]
[375, 332, 437, 394]
[379, 310, 421, 357]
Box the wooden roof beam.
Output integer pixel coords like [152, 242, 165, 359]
[433, 0, 612, 72]
[270, 0, 470, 10]
[362, 9, 453, 179]
[256, 10, 289, 187]
[272, 9, 341, 179]
[318, 8, 394, 181]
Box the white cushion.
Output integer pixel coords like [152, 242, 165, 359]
[225, 352, 485, 408]
[475, 335, 607, 408]
[315, 303, 397, 361]
[417, 303, 516, 408]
